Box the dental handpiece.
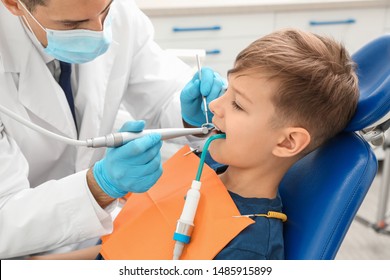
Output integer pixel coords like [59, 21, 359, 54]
[0, 103, 211, 148]
[86, 127, 209, 148]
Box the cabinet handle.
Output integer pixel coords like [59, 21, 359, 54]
[172, 25, 222, 32]
[309, 19, 356, 26]
[206, 49, 221, 55]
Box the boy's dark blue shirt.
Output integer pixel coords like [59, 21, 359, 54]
[214, 191, 284, 260]
[205, 151, 285, 260]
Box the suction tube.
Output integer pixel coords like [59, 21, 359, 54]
[172, 133, 226, 260]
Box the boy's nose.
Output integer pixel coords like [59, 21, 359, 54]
[209, 97, 223, 118]
[208, 99, 216, 114]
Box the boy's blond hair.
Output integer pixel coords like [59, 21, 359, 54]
[229, 28, 359, 154]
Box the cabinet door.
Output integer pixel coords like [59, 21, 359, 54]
[275, 8, 386, 53]
[384, 6, 390, 33]
[157, 37, 259, 76]
[149, 13, 274, 77]
[151, 13, 274, 41]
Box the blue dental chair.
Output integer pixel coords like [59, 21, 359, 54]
[279, 34, 390, 260]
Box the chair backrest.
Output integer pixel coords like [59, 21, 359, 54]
[279, 34, 390, 260]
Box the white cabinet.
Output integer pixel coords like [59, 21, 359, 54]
[149, 13, 274, 77]
[141, 1, 388, 76]
[274, 8, 387, 54]
[385, 6, 390, 33]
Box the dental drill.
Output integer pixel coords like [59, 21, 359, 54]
[86, 127, 209, 147]
[0, 103, 211, 148]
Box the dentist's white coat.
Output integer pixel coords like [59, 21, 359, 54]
[0, 0, 193, 258]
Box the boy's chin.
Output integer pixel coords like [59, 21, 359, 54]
[208, 144, 227, 165]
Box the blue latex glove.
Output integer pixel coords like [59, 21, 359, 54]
[93, 120, 163, 198]
[180, 67, 227, 127]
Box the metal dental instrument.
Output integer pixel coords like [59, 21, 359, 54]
[0, 103, 211, 148]
[196, 54, 209, 125]
[87, 127, 209, 148]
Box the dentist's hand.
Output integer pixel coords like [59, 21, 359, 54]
[181, 67, 226, 127]
[92, 120, 163, 199]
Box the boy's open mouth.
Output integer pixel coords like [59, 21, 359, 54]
[213, 124, 225, 135]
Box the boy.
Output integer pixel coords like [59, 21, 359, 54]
[205, 28, 358, 259]
[31, 28, 359, 260]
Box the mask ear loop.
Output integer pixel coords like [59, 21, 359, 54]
[18, 0, 48, 48]
[19, 14, 48, 49]
[18, 0, 47, 33]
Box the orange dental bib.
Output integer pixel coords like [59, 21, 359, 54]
[100, 145, 254, 260]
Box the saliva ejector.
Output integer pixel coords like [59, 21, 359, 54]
[172, 133, 226, 260]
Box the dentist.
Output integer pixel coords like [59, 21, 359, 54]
[0, 0, 224, 258]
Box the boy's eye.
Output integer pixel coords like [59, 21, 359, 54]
[231, 101, 243, 111]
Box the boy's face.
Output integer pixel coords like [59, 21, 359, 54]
[208, 72, 285, 168]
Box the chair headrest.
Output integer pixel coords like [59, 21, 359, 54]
[344, 34, 390, 132]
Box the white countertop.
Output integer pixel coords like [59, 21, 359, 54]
[135, 0, 389, 16]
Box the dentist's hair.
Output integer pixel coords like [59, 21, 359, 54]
[19, 0, 47, 12]
[229, 28, 359, 154]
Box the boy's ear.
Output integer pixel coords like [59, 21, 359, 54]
[273, 127, 311, 158]
[2, 0, 25, 16]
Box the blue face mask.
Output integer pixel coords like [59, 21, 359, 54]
[19, 1, 112, 64]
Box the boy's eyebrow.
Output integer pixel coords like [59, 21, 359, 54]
[57, 0, 114, 25]
[233, 86, 253, 104]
